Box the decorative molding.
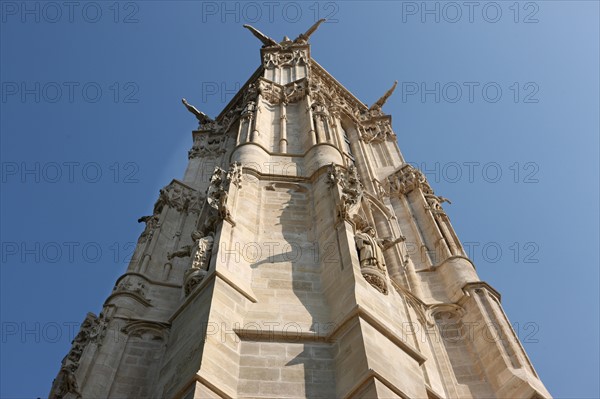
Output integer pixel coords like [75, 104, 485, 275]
[188, 133, 227, 160]
[262, 48, 309, 69]
[152, 179, 204, 215]
[206, 163, 243, 226]
[427, 303, 466, 326]
[121, 320, 170, 341]
[49, 312, 108, 399]
[112, 275, 151, 302]
[386, 164, 433, 197]
[359, 115, 396, 143]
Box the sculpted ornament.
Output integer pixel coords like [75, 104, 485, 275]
[137, 215, 159, 244]
[327, 163, 363, 221]
[243, 24, 281, 48]
[284, 81, 306, 103]
[49, 364, 82, 399]
[293, 19, 326, 44]
[188, 134, 227, 160]
[183, 231, 215, 296]
[206, 164, 242, 226]
[227, 162, 244, 188]
[181, 98, 214, 129]
[243, 19, 325, 49]
[49, 312, 108, 399]
[259, 80, 283, 104]
[424, 194, 452, 215]
[152, 181, 203, 214]
[243, 82, 259, 103]
[386, 164, 433, 197]
[355, 226, 405, 295]
[368, 80, 398, 114]
[361, 118, 396, 143]
[114, 277, 148, 300]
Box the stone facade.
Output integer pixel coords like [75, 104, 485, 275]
[49, 22, 551, 399]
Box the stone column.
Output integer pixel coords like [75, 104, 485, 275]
[279, 102, 287, 153]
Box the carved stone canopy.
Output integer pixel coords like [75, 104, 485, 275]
[189, 132, 227, 160]
[385, 164, 433, 197]
[153, 180, 204, 215]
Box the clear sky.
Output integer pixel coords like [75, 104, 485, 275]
[1, 1, 598, 398]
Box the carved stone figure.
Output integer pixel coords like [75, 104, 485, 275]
[328, 163, 363, 221]
[425, 194, 452, 214]
[181, 98, 214, 128]
[182, 232, 215, 296]
[361, 118, 395, 143]
[243, 82, 259, 103]
[386, 164, 433, 196]
[207, 166, 235, 224]
[227, 162, 243, 188]
[369, 81, 398, 112]
[152, 181, 201, 214]
[49, 364, 82, 399]
[293, 18, 326, 43]
[355, 226, 405, 295]
[137, 215, 159, 243]
[191, 232, 214, 271]
[243, 24, 281, 48]
[167, 245, 192, 260]
[114, 277, 147, 299]
[133, 281, 146, 297]
[355, 227, 388, 273]
[115, 279, 132, 292]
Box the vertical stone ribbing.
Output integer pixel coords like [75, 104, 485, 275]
[49, 24, 551, 399]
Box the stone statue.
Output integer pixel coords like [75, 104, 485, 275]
[425, 194, 452, 213]
[243, 24, 281, 48]
[181, 98, 214, 127]
[369, 81, 398, 112]
[328, 164, 363, 221]
[355, 226, 388, 272]
[191, 232, 214, 271]
[167, 245, 192, 260]
[207, 166, 234, 224]
[137, 215, 159, 243]
[227, 162, 243, 188]
[183, 231, 215, 296]
[49, 364, 82, 399]
[355, 226, 405, 294]
[294, 18, 326, 44]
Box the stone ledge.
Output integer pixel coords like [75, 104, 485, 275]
[330, 304, 427, 365]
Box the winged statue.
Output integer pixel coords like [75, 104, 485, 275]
[181, 98, 214, 127]
[294, 19, 326, 43]
[369, 81, 398, 111]
[242, 24, 281, 48]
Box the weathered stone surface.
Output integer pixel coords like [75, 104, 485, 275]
[49, 23, 551, 399]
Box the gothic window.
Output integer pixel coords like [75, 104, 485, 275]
[340, 125, 355, 165]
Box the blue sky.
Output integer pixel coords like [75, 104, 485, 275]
[1, 1, 598, 398]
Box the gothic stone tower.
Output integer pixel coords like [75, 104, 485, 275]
[49, 22, 551, 399]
